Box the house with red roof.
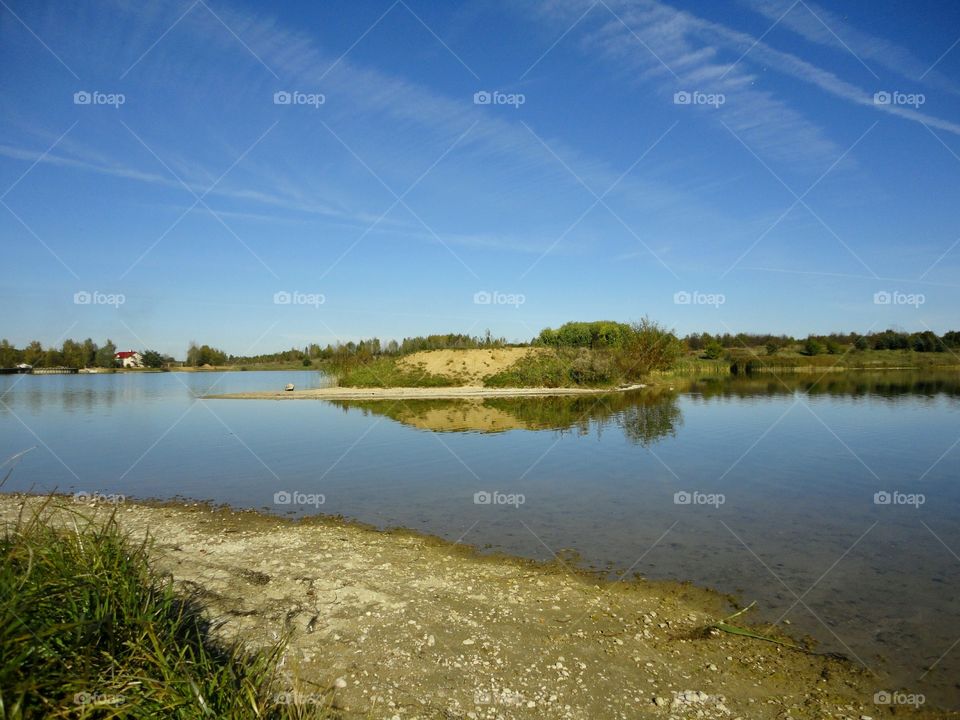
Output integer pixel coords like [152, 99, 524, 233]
[114, 350, 143, 368]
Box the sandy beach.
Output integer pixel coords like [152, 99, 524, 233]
[1, 494, 944, 719]
[206, 384, 647, 401]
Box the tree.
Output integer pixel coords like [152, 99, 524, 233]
[765, 342, 779, 356]
[621, 318, 683, 377]
[61, 339, 85, 368]
[0, 339, 17, 368]
[186, 343, 227, 366]
[95, 339, 117, 368]
[81, 339, 98, 367]
[854, 336, 869, 351]
[23, 341, 44, 366]
[142, 350, 165, 368]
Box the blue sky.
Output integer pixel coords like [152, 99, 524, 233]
[1, 0, 958, 357]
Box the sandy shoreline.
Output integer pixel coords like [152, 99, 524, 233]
[206, 383, 647, 401]
[1, 493, 943, 719]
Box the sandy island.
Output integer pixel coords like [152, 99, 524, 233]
[206, 384, 647, 401]
[1, 494, 942, 719]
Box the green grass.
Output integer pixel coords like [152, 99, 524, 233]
[335, 357, 464, 388]
[483, 349, 622, 388]
[0, 505, 332, 719]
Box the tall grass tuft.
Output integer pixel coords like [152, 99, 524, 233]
[0, 504, 332, 719]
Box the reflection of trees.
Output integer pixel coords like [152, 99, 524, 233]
[617, 398, 683, 446]
[332, 389, 684, 447]
[685, 371, 960, 402]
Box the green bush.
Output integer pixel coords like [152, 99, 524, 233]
[484, 351, 578, 388]
[804, 338, 825, 356]
[703, 341, 724, 360]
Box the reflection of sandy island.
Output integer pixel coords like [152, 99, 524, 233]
[400, 400, 529, 433]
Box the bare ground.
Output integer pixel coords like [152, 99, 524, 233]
[397, 348, 544, 384]
[1, 495, 949, 720]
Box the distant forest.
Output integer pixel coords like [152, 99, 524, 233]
[2, 327, 958, 369]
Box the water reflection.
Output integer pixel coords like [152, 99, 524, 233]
[332, 387, 683, 446]
[684, 370, 960, 401]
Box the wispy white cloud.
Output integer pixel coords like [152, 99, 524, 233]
[1, 0, 741, 263]
[739, 0, 960, 94]
[535, 0, 960, 170]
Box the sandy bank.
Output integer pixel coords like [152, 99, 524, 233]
[206, 384, 646, 401]
[1, 494, 939, 719]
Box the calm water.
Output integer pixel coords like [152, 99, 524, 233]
[1, 369, 959, 707]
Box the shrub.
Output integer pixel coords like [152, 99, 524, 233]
[804, 338, 825, 356]
[703, 342, 724, 360]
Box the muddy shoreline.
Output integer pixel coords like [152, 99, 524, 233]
[0, 493, 949, 719]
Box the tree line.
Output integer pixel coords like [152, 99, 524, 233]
[683, 329, 960, 358]
[211, 331, 506, 368]
[0, 339, 171, 369]
[5, 327, 958, 369]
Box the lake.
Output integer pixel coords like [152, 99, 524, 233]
[1, 369, 958, 708]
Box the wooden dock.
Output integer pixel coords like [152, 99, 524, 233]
[0, 367, 79, 375]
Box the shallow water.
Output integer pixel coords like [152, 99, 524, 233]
[1, 369, 958, 708]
